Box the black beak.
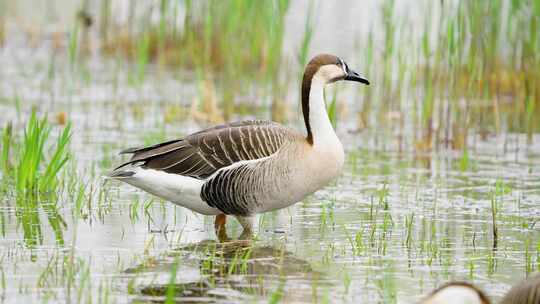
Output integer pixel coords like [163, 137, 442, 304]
[344, 69, 370, 85]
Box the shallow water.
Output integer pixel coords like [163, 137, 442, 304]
[1, 125, 538, 303]
[1, 1, 539, 303]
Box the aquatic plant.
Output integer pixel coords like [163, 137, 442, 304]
[15, 110, 72, 198]
[0, 1, 539, 303]
[1, 110, 71, 246]
[297, 0, 315, 78]
[68, 20, 79, 65]
[354, 0, 540, 149]
[0, 0, 5, 47]
[1, 122, 11, 178]
[165, 258, 180, 303]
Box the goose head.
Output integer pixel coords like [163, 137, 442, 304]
[303, 54, 369, 86]
[301, 54, 369, 145]
[421, 282, 490, 304]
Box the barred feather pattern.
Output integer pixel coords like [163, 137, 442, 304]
[116, 120, 297, 180]
[200, 144, 294, 216]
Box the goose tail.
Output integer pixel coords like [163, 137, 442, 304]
[106, 169, 136, 179]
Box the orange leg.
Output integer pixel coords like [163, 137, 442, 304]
[214, 214, 229, 242]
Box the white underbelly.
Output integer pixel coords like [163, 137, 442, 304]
[121, 167, 221, 215]
[116, 140, 344, 217]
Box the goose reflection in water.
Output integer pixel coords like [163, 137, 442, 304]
[125, 240, 327, 303]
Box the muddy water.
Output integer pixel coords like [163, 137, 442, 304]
[1, 1, 540, 303]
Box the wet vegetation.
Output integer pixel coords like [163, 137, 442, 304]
[1, 110, 71, 247]
[0, 0, 539, 303]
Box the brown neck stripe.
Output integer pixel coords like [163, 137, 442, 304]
[300, 54, 341, 145]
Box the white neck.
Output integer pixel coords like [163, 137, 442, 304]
[308, 75, 339, 147]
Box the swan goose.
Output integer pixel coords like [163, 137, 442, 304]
[421, 274, 540, 304]
[110, 54, 369, 238]
[421, 282, 490, 304]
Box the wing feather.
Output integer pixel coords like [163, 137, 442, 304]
[114, 120, 299, 179]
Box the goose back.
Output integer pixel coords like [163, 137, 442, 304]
[116, 120, 300, 179]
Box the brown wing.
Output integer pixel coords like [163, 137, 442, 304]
[114, 120, 295, 179]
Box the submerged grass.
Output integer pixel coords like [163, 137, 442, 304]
[297, 0, 315, 78]
[1, 110, 72, 247]
[25, 0, 538, 150]
[0, 0, 5, 47]
[100, 1, 290, 119]
[1, 122, 11, 178]
[0, 1, 539, 303]
[14, 110, 72, 199]
[356, 0, 540, 149]
[2, 0, 538, 150]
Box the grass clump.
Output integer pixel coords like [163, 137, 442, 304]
[1, 109, 71, 247]
[0, 0, 5, 47]
[100, 0, 290, 119]
[358, 0, 540, 149]
[102, 1, 289, 76]
[1, 122, 12, 177]
[14, 110, 72, 197]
